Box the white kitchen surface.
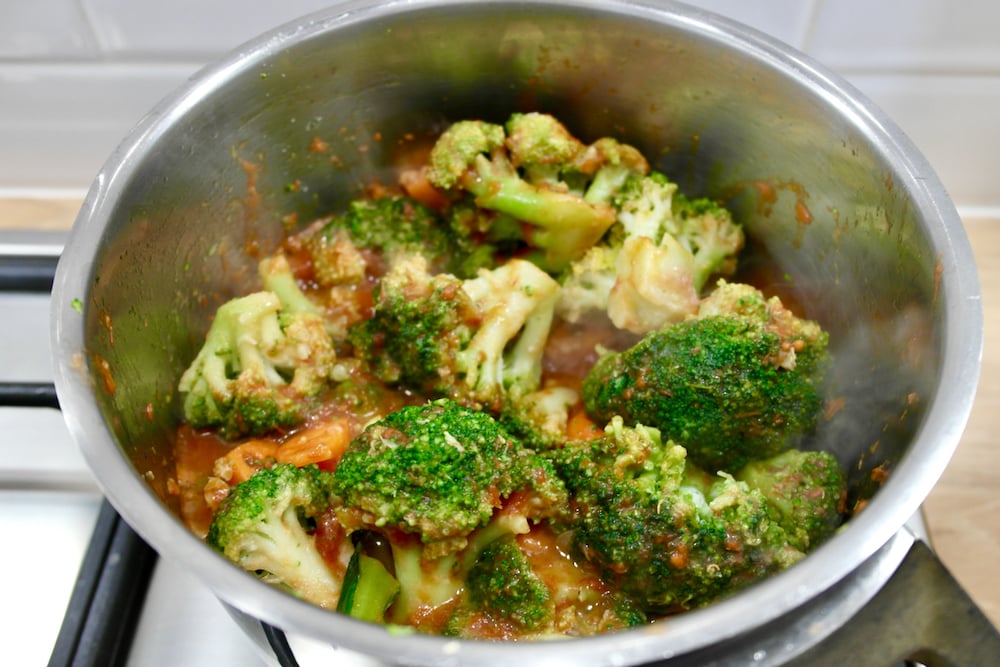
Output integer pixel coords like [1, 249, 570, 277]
[0, 286, 269, 667]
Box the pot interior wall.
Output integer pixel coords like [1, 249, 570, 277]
[79, 1, 939, 574]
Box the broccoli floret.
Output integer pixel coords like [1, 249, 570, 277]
[605, 233, 702, 334]
[504, 111, 587, 186]
[557, 171, 744, 334]
[333, 409, 567, 632]
[258, 253, 323, 317]
[425, 114, 647, 272]
[462, 535, 554, 632]
[442, 523, 648, 639]
[548, 418, 803, 613]
[577, 137, 651, 205]
[373, 505, 535, 629]
[459, 259, 561, 404]
[177, 275, 337, 438]
[499, 385, 579, 451]
[206, 463, 343, 609]
[347, 256, 476, 395]
[582, 282, 829, 472]
[671, 193, 745, 289]
[614, 173, 745, 286]
[554, 244, 620, 324]
[349, 255, 561, 410]
[304, 195, 474, 279]
[425, 120, 506, 190]
[736, 449, 846, 551]
[331, 399, 567, 554]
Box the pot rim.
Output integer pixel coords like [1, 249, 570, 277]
[50, 1, 983, 664]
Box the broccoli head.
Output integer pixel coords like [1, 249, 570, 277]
[605, 233, 701, 334]
[554, 243, 619, 325]
[349, 254, 561, 410]
[504, 111, 586, 186]
[557, 171, 744, 334]
[499, 385, 579, 452]
[206, 463, 343, 609]
[736, 449, 847, 551]
[461, 535, 554, 633]
[616, 173, 744, 290]
[258, 253, 324, 317]
[576, 137, 651, 205]
[302, 195, 478, 280]
[426, 119, 506, 190]
[178, 284, 337, 438]
[582, 282, 829, 471]
[330, 400, 571, 632]
[390, 512, 643, 638]
[671, 193, 745, 288]
[548, 418, 803, 613]
[347, 255, 476, 395]
[425, 114, 648, 272]
[331, 399, 567, 555]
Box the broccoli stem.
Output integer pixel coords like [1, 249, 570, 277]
[464, 155, 615, 270]
[259, 254, 321, 316]
[337, 550, 401, 623]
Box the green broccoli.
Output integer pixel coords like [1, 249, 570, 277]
[548, 418, 804, 613]
[330, 400, 569, 632]
[557, 171, 744, 334]
[377, 506, 524, 627]
[177, 265, 337, 437]
[578, 137, 651, 205]
[615, 173, 743, 289]
[331, 399, 567, 554]
[371, 503, 643, 637]
[425, 113, 648, 272]
[348, 254, 561, 410]
[582, 281, 829, 472]
[505, 112, 583, 179]
[736, 449, 846, 552]
[347, 256, 475, 395]
[553, 243, 620, 325]
[670, 192, 745, 287]
[258, 253, 324, 317]
[465, 535, 553, 630]
[302, 194, 483, 281]
[206, 463, 343, 609]
[499, 385, 579, 451]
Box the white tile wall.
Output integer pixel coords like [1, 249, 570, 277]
[846, 73, 1000, 214]
[81, 0, 334, 58]
[807, 0, 1000, 73]
[0, 63, 198, 188]
[1, 0, 997, 210]
[0, 0, 98, 58]
[682, 0, 816, 48]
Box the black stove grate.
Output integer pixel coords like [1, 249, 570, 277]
[46, 495, 157, 667]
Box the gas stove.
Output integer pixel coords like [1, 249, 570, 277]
[4, 229, 998, 667]
[0, 229, 268, 667]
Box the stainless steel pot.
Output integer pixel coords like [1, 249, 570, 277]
[51, 1, 987, 664]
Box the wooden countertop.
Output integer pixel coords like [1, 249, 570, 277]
[4, 198, 998, 628]
[922, 216, 1000, 628]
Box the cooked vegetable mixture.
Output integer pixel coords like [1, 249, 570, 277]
[175, 112, 846, 639]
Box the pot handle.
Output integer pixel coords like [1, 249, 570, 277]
[785, 538, 1000, 667]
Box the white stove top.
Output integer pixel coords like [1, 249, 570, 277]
[0, 233, 269, 666]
